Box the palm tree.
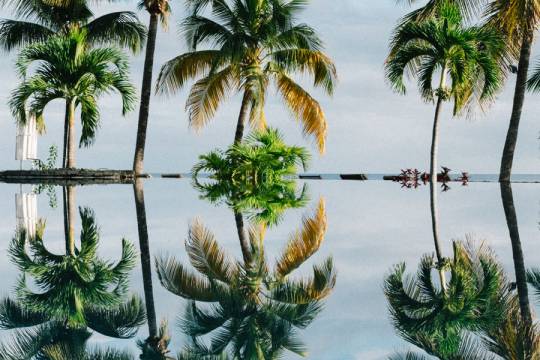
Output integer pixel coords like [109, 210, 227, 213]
[487, 0, 540, 181]
[156, 0, 337, 153]
[5, 205, 145, 332]
[133, 179, 175, 360]
[0, 0, 146, 52]
[384, 240, 507, 359]
[385, 3, 504, 284]
[133, 0, 171, 176]
[500, 183, 533, 326]
[10, 30, 137, 169]
[156, 199, 336, 358]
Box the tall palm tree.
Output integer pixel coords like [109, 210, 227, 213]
[384, 240, 507, 359]
[156, 0, 337, 153]
[0, 0, 146, 52]
[385, 3, 504, 282]
[10, 30, 137, 169]
[500, 183, 533, 326]
[133, 0, 171, 176]
[156, 199, 336, 358]
[488, 0, 540, 181]
[133, 179, 175, 360]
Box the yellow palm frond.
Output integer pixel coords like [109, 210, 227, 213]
[186, 220, 236, 283]
[486, 0, 540, 43]
[276, 73, 328, 153]
[271, 49, 338, 95]
[156, 50, 221, 95]
[272, 257, 336, 303]
[186, 219, 237, 283]
[275, 199, 327, 278]
[186, 66, 237, 130]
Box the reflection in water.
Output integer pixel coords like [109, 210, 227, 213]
[156, 200, 336, 358]
[0, 186, 144, 359]
[193, 128, 309, 227]
[385, 183, 540, 358]
[384, 239, 507, 358]
[133, 180, 174, 360]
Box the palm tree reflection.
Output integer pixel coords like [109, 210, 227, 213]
[385, 182, 540, 358]
[157, 200, 336, 358]
[133, 179, 175, 360]
[0, 185, 144, 359]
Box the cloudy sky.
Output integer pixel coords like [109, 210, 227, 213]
[0, 0, 539, 175]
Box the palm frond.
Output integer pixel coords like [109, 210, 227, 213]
[275, 72, 327, 153]
[275, 199, 327, 278]
[156, 255, 221, 302]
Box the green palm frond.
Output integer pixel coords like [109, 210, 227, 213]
[0, 0, 146, 53]
[85, 295, 146, 339]
[85, 11, 147, 53]
[0, 297, 47, 329]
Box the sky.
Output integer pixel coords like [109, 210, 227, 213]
[0, 1, 539, 174]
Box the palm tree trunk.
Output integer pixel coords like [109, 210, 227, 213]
[133, 12, 159, 176]
[234, 90, 251, 145]
[234, 211, 251, 264]
[499, 31, 533, 182]
[431, 69, 447, 292]
[64, 185, 76, 257]
[66, 99, 76, 169]
[500, 182, 532, 326]
[62, 100, 70, 169]
[133, 179, 158, 337]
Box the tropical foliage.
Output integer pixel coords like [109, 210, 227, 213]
[384, 240, 507, 358]
[156, 200, 336, 358]
[0, 0, 146, 52]
[10, 30, 136, 168]
[1, 208, 145, 338]
[156, 0, 337, 152]
[193, 128, 309, 225]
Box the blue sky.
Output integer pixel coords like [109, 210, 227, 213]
[0, 0, 539, 174]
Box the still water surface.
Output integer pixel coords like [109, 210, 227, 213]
[0, 179, 537, 359]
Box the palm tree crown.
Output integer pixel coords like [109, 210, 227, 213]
[156, 0, 337, 153]
[386, 2, 503, 115]
[156, 200, 336, 358]
[384, 240, 507, 359]
[0, 0, 146, 52]
[5, 208, 144, 331]
[10, 30, 137, 168]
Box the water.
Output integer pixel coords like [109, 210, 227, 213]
[0, 179, 538, 359]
